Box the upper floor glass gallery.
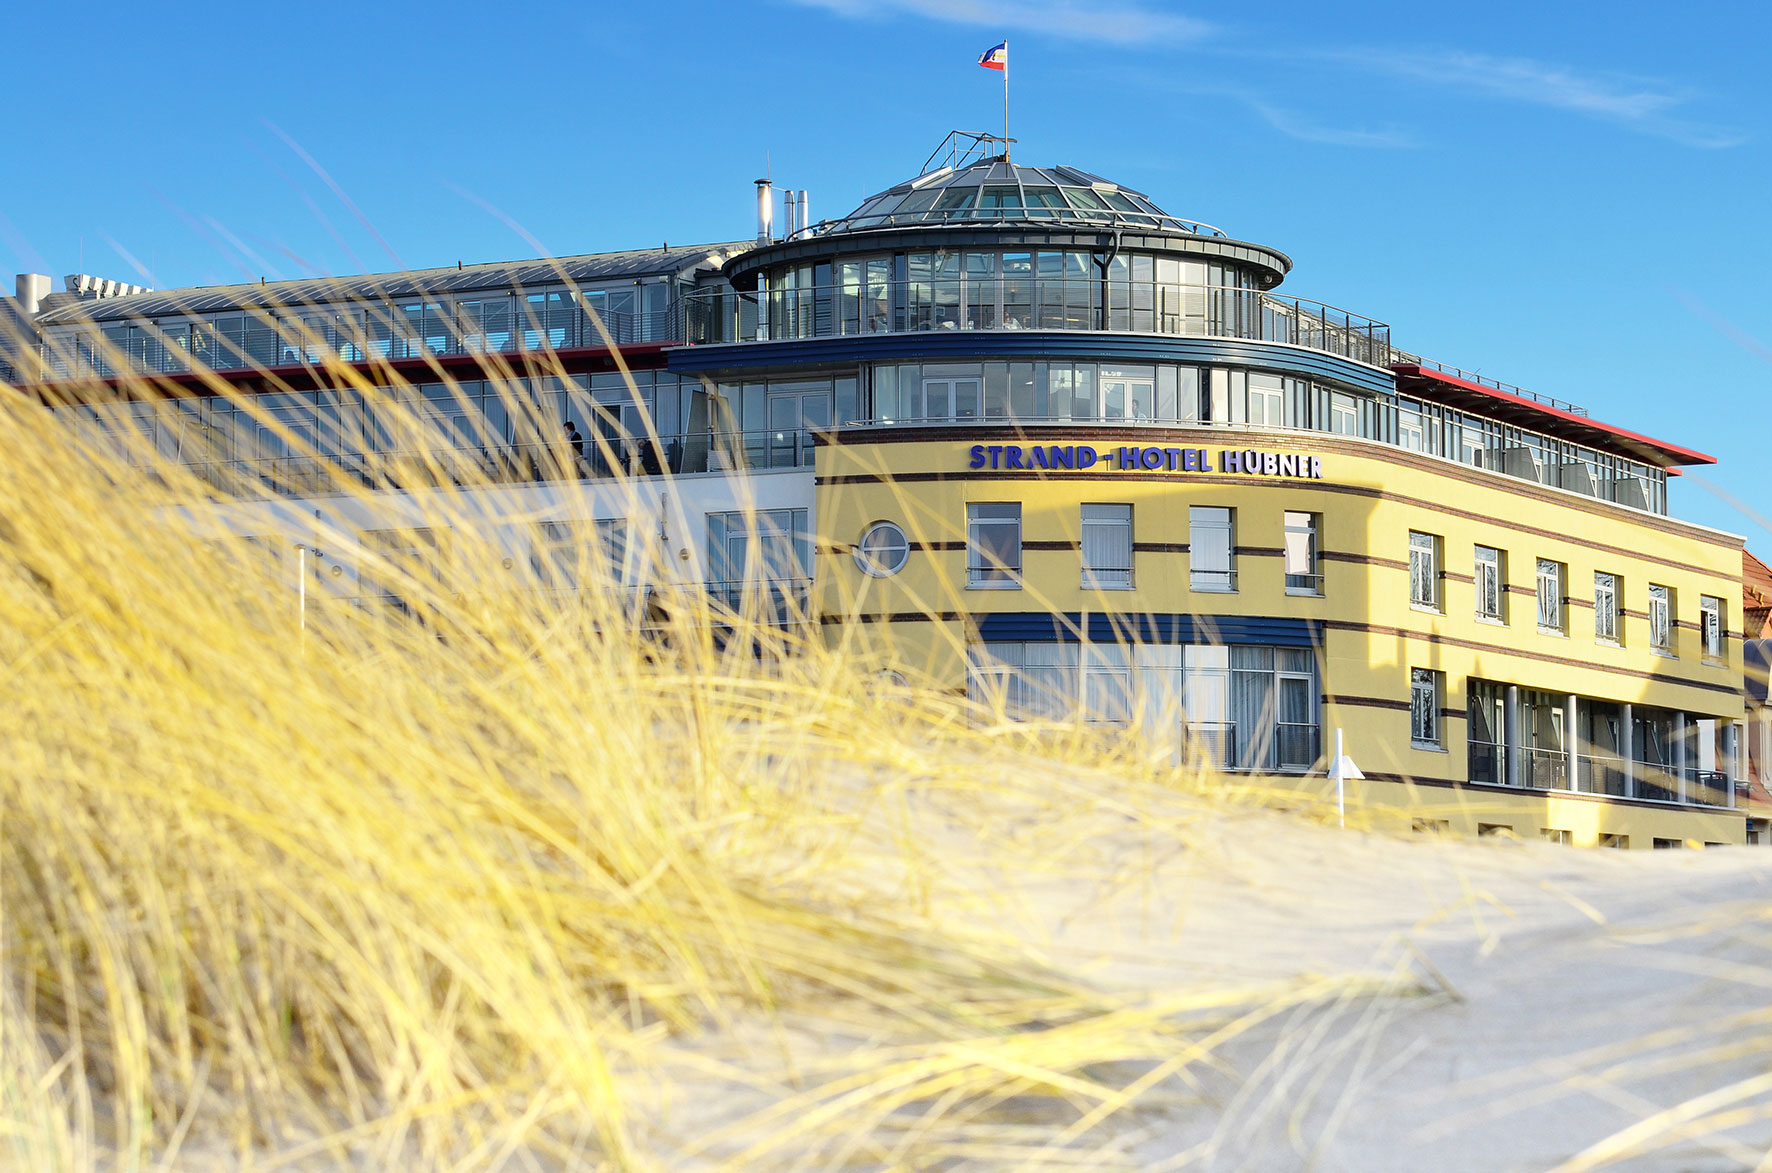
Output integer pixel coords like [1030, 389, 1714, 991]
[11, 156, 1712, 516]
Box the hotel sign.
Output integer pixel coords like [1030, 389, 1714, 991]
[967, 443, 1323, 478]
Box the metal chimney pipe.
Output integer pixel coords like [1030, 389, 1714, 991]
[784, 190, 798, 238]
[798, 190, 809, 234]
[755, 179, 773, 244]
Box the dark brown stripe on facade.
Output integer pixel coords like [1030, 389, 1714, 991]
[1318, 619, 1740, 696]
[816, 436, 1739, 564]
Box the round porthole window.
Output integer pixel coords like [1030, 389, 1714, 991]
[854, 521, 910, 577]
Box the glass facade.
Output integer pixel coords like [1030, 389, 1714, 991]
[968, 641, 1319, 771]
[42, 281, 681, 379]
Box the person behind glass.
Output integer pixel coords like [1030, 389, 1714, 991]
[563, 420, 586, 477]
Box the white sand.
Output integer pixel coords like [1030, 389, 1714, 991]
[644, 786, 1772, 1171]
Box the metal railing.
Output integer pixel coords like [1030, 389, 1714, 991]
[1520, 746, 1568, 790]
[1284, 571, 1324, 596]
[702, 577, 813, 628]
[1575, 754, 1630, 797]
[40, 306, 681, 379]
[172, 427, 819, 494]
[1392, 354, 1590, 418]
[1469, 740, 1503, 785]
[1190, 568, 1238, 593]
[1276, 722, 1321, 771]
[1183, 721, 1237, 769]
[682, 281, 1391, 366]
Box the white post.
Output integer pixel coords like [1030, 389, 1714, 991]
[1003, 40, 1010, 159]
[1335, 727, 1345, 829]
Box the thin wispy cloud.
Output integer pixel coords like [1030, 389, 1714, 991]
[1331, 48, 1745, 148]
[1249, 102, 1417, 150]
[784, 0, 1212, 46]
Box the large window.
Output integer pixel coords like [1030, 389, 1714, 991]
[1409, 532, 1439, 610]
[1080, 504, 1133, 589]
[1410, 669, 1442, 748]
[1649, 584, 1674, 654]
[1701, 595, 1724, 660]
[705, 508, 811, 586]
[1536, 559, 1565, 633]
[967, 503, 1022, 588]
[1475, 545, 1504, 622]
[1283, 511, 1320, 594]
[1189, 506, 1235, 591]
[1595, 572, 1620, 644]
[966, 641, 1318, 770]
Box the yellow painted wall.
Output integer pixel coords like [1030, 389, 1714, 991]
[812, 425, 1748, 845]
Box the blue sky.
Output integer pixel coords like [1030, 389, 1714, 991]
[3, 0, 1767, 542]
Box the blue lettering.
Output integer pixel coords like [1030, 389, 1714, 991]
[1142, 446, 1163, 470]
[969, 444, 986, 469]
[1165, 447, 1185, 470]
[1117, 446, 1139, 470]
[987, 444, 1004, 469]
[1245, 449, 1261, 475]
[1005, 445, 1024, 470]
[1031, 445, 1049, 469]
[1279, 453, 1296, 477]
[1182, 448, 1200, 472]
[1052, 445, 1074, 469]
[1198, 448, 1213, 471]
[1310, 456, 1322, 478]
[1222, 450, 1241, 473]
[1076, 446, 1099, 470]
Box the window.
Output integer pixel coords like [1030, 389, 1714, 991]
[1649, 584, 1673, 653]
[1329, 393, 1358, 436]
[1408, 532, 1439, 610]
[1080, 504, 1133, 589]
[967, 503, 1021, 588]
[1701, 595, 1724, 660]
[533, 518, 627, 587]
[1474, 546, 1504, 622]
[1536, 559, 1564, 633]
[854, 521, 910, 577]
[1189, 506, 1234, 590]
[1410, 668, 1441, 747]
[1594, 572, 1619, 643]
[1283, 511, 1320, 594]
[1398, 408, 1425, 452]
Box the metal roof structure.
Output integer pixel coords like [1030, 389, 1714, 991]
[36, 242, 753, 325]
[812, 159, 1229, 239]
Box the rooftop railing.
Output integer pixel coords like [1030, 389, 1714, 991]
[168, 427, 819, 495]
[1392, 353, 1590, 418]
[682, 281, 1391, 367]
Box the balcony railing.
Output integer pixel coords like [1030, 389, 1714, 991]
[40, 306, 681, 379]
[171, 427, 819, 494]
[681, 281, 1391, 366]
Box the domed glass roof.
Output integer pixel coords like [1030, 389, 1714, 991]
[814, 159, 1226, 238]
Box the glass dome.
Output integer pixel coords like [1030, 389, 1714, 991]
[814, 159, 1226, 238]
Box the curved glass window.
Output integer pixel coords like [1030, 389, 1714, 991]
[1023, 187, 1070, 217]
[855, 521, 910, 576]
[932, 188, 977, 215]
[978, 187, 1024, 218]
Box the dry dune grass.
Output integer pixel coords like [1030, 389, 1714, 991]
[1, 319, 1769, 1170]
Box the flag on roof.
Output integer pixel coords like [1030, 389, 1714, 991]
[978, 42, 1007, 71]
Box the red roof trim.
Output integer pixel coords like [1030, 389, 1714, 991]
[1391, 364, 1716, 467]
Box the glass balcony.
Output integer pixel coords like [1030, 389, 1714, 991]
[681, 281, 1391, 367]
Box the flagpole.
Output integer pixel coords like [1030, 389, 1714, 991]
[1002, 40, 1010, 160]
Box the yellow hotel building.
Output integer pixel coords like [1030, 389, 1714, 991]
[6, 138, 1748, 845]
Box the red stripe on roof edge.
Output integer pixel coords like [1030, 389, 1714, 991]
[1390, 364, 1716, 467]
